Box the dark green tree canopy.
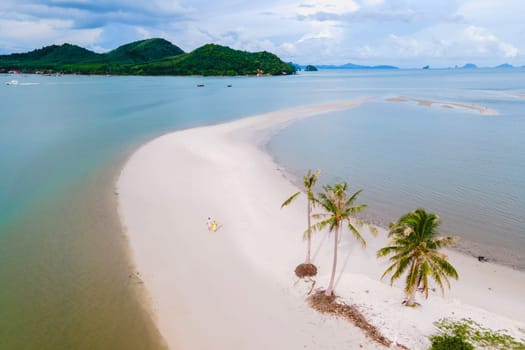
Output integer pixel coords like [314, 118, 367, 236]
[0, 39, 296, 76]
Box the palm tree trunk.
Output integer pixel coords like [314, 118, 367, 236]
[325, 224, 339, 296]
[405, 259, 418, 306]
[406, 285, 418, 306]
[305, 199, 311, 264]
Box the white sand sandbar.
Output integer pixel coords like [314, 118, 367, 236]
[118, 99, 525, 349]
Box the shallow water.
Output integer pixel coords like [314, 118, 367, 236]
[0, 74, 315, 349]
[267, 70, 525, 269]
[0, 69, 523, 348]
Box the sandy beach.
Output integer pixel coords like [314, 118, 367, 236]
[117, 99, 525, 349]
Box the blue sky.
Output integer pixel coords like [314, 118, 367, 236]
[0, 0, 523, 67]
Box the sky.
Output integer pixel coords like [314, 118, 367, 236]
[0, 0, 523, 67]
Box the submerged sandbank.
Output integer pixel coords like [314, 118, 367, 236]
[117, 99, 525, 349]
[386, 96, 498, 115]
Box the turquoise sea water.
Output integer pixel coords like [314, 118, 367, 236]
[267, 69, 525, 268]
[0, 74, 316, 349]
[0, 69, 524, 348]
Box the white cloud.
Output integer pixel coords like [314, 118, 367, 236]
[296, 0, 360, 16]
[59, 28, 103, 47]
[462, 26, 518, 57]
[135, 27, 152, 40]
[360, 23, 520, 66]
[499, 42, 519, 58]
[280, 42, 297, 54]
[361, 0, 384, 6]
[0, 0, 523, 66]
[298, 29, 335, 43]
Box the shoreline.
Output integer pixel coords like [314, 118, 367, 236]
[117, 99, 525, 349]
[274, 165, 525, 271]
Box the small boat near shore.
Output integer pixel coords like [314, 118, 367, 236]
[6, 79, 19, 85]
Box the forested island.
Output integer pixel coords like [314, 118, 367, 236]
[0, 38, 296, 76]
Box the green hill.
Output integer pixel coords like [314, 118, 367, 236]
[132, 44, 296, 76]
[0, 43, 102, 71]
[0, 39, 295, 76]
[105, 38, 184, 64]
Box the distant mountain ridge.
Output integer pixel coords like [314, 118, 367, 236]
[295, 62, 523, 70]
[313, 63, 398, 70]
[0, 38, 295, 76]
[455, 63, 521, 69]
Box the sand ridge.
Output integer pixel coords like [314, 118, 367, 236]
[385, 96, 498, 115]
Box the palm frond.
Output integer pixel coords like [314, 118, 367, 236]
[389, 256, 411, 284]
[431, 255, 459, 280]
[420, 261, 431, 298]
[421, 268, 430, 299]
[380, 262, 398, 281]
[310, 219, 331, 233]
[303, 169, 320, 189]
[303, 227, 313, 240]
[346, 188, 364, 205]
[378, 208, 459, 303]
[432, 270, 445, 294]
[311, 213, 328, 220]
[348, 222, 366, 248]
[281, 191, 300, 208]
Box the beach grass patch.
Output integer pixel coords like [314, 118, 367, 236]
[429, 334, 474, 350]
[430, 318, 525, 350]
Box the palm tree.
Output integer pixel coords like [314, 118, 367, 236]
[281, 170, 320, 265]
[377, 208, 459, 306]
[311, 182, 369, 296]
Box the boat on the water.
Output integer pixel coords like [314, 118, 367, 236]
[6, 79, 19, 85]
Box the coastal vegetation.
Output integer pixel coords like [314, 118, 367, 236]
[281, 170, 320, 278]
[131, 44, 295, 76]
[430, 318, 525, 349]
[281, 172, 523, 348]
[0, 38, 296, 76]
[377, 208, 459, 306]
[304, 65, 318, 71]
[282, 172, 469, 348]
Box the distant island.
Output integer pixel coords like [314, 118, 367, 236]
[453, 63, 519, 69]
[0, 38, 296, 76]
[314, 63, 398, 70]
[304, 65, 318, 71]
[459, 63, 478, 69]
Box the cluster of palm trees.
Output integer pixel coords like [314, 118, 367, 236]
[282, 170, 459, 306]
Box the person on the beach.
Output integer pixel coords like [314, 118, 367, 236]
[212, 220, 217, 232]
[207, 217, 213, 231]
